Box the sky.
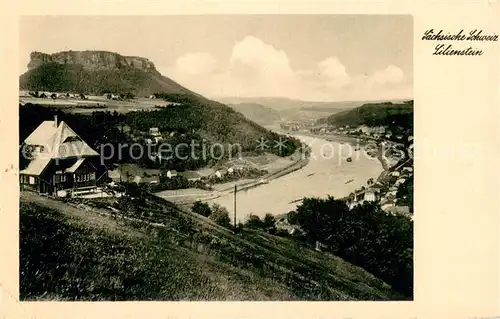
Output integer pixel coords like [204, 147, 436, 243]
[20, 15, 413, 102]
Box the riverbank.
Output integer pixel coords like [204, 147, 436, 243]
[303, 131, 394, 184]
[155, 149, 310, 205]
[207, 135, 384, 222]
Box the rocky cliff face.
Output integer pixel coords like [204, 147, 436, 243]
[27, 51, 159, 74]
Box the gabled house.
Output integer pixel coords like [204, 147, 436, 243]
[395, 178, 407, 186]
[381, 201, 395, 212]
[149, 127, 161, 137]
[213, 169, 228, 179]
[363, 191, 376, 202]
[20, 116, 108, 196]
[166, 170, 178, 178]
[179, 171, 202, 182]
[402, 167, 413, 173]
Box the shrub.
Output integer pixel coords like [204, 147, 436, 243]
[209, 204, 231, 228]
[245, 214, 264, 229]
[192, 201, 212, 217]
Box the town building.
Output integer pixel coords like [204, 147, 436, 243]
[166, 170, 178, 178]
[179, 171, 202, 182]
[149, 127, 161, 137]
[385, 205, 412, 217]
[20, 116, 108, 196]
[363, 191, 376, 202]
[402, 167, 413, 173]
[395, 178, 407, 186]
[214, 169, 227, 179]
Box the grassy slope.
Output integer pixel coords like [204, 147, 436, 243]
[20, 194, 403, 301]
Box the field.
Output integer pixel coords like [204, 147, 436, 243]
[19, 96, 177, 114]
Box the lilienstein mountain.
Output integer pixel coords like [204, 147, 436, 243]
[20, 50, 197, 96]
[19, 50, 290, 149]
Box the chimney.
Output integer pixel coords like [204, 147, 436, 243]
[54, 115, 58, 127]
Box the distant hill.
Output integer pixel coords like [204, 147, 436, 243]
[228, 103, 282, 126]
[215, 96, 403, 112]
[20, 51, 199, 97]
[317, 100, 414, 131]
[217, 97, 321, 111]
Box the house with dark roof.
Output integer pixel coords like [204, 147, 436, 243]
[178, 171, 202, 182]
[20, 116, 108, 196]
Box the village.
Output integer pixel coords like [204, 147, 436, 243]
[18, 113, 303, 202]
[19, 109, 413, 224]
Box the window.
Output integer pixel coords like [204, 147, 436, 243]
[29, 176, 35, 185]
[90, 172, 96, 180]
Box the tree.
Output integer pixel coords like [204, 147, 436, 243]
[263, 213, 276, 229]
[291, 197, 413, 298]
[287, 210, 299, 225]
[245, 214, 264, 229]
[209, 204, 231, 228]
[192, 201, 212, 217]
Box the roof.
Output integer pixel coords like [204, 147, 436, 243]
[386, 206, 411, 214]
[64, 158, 86, 173]
[20, 157, 51, 176]
[108, 169, 122, 180]
[24, 120, 99, 159]
[24, 121, 58, 146]
[179, 171, 201, 179]
[196, 168, 215, 177]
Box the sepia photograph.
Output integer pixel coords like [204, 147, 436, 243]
[18, 15, 414, 301]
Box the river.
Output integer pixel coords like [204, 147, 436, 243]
[207, 135, 384, 222]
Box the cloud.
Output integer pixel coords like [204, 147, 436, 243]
[164, 36, 412, 101]
[167, 52, 217, 76]
[316, 57, 351, 88]
[367, 64, 405, 86]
